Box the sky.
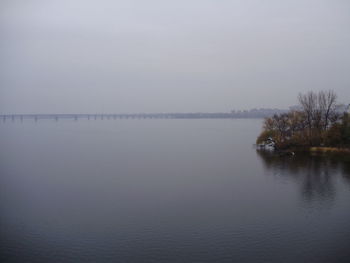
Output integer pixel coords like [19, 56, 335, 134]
[1, 0, 350, 113]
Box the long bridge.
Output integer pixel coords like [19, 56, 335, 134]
[0, 113, 264, 122]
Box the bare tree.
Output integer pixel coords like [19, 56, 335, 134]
[299, 90, 337, 131]
[298, 91, 318, 137]
[318, 90, 337, 130]
[257, 90, 343, 149]
[298, 90, 337, 145]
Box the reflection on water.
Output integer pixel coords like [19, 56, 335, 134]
[257, 150, 350, 204]
[1, 119, 350, 262]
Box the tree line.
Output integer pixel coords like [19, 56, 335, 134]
[257, 90, 350, 150]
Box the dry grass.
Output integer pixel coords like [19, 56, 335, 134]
[309, 147, 350, 154]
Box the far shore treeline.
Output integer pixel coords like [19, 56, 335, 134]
[257, 90, 350, 151]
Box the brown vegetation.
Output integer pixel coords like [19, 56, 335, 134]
[257, 90, 350, 151]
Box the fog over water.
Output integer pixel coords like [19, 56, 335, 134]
[1, 119, 350, 262]
[2, 2, 350, 262]
[1, 0, 350, 113]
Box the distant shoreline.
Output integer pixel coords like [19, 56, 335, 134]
[0, 113, 280, 120]
[0, 108, 291, 120]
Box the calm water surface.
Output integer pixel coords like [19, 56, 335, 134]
[1, 119, 350, 262]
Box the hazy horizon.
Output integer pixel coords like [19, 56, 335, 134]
[1, 0, 350, 114]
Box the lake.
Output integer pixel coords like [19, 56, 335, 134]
[1, 119, 350, 262]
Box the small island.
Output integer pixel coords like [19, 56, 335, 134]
[257, 90, 350, 154]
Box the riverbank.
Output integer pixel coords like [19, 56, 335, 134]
[258, 146, 350, 156]
[309, 147, 350, 154]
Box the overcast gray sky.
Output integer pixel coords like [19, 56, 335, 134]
[1, 0, 349, 113]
